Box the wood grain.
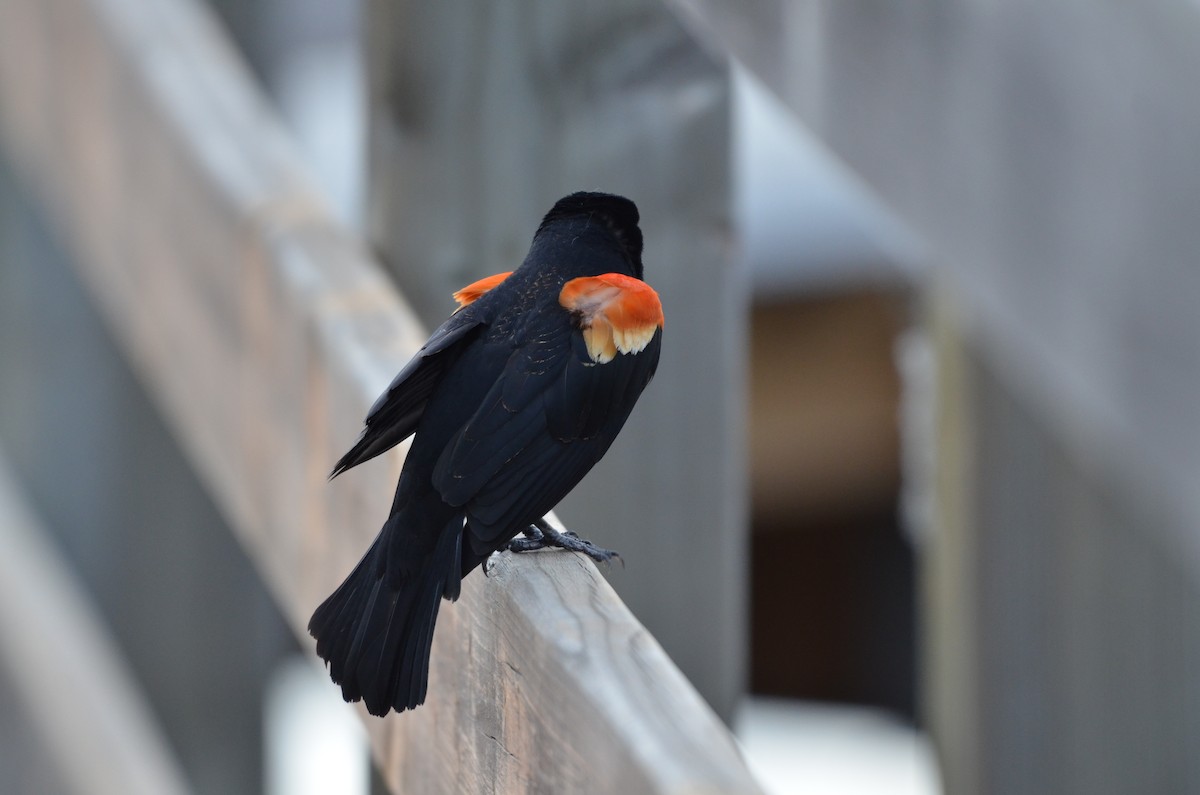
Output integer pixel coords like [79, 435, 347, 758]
[0, 0, 761, 791]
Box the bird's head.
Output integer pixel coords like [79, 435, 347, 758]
[536, 192, 644, 280]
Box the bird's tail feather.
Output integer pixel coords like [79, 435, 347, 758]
[308, 512, 464, 716]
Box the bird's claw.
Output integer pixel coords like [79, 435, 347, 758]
[507, 518, 623, 567]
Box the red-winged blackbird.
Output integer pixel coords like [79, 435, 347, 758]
[309, 192, 664, 716]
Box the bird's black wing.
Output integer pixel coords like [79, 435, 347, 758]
[331, 309, 485, 478]
[431, 302, 661, 555]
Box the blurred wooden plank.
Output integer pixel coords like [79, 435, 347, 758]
[665, 0, 1200, 562]
[920, 293, 984, 795]
[0, 0, 762, 792]
[0, 449, 194, 795]
[663, 4, 1200, 793]
[926, 296, 1200, 795]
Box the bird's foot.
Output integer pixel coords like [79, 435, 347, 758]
[507, 518, 623, 567]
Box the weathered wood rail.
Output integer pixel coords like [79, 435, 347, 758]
[0, 0, 761, 791]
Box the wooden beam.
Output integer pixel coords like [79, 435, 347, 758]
[664, 0, 1200, 558]
[660, 3, 1200, 792]
[0, 0, 761, 792]
[0, 449, 194, 795]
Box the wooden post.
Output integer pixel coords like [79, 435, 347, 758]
[665, 1, 1200, 792]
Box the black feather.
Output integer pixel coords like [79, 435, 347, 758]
[330, 313, 483, 478]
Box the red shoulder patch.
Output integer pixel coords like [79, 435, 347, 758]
[453, 271, 513, 309]
[559, 274, 664, 363]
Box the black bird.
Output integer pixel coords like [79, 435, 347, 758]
[309, 192, 664, 716]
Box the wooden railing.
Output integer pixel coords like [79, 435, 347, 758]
[0, 0, 761, 791]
